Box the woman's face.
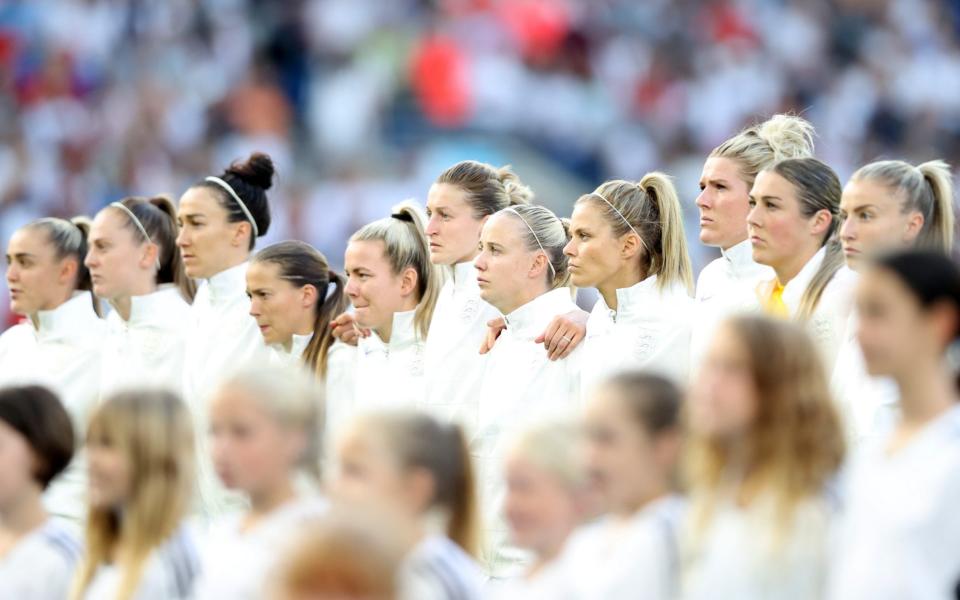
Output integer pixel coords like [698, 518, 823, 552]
[582, 386, 676, 514]
[503, 453, 582, 557]
[5, 228, 75, 316]
[86, 433, 133, 509]
[748, 170, 830, 273]
[840, 178, 922, 271]
[209, 384, 304, 495]
[344, 240, 415, 335]
[475, 213, 545, 314]
[329, 425, 422, 520]
[176, 187, 247, 279]
[85, 209, 155, 301]
[697, 157, 753, 249]
[0, 420, 39, 511]
[425, 183, 486, 266]
[688, 324, 759, 442]
[247, 261, 316, 346]
[855, 267, 945, 378]
[564, 201, 634, 289]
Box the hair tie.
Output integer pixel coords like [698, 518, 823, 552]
[206, 176, 259, 237]
[503, 207, 556, 279]
[324, 280, 337, 301]
[111, 202, 161, 270]
[391, 212, 414, 223]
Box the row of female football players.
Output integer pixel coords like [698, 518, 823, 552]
[0, 113, 958, 599]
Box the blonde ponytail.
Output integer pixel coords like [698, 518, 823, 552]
[851, 159, 956, 255]
[918, 161, 955, 252]
[350, 201, 446, 340]
[580, 175, 693, 294]
[640, 172, 695, 294]
[219, 365, 325, 482]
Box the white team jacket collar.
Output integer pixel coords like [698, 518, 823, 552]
[595, 275, 663, 322]
[33, 291, 101, 342]
[291, 333, 314, 357]
[452, 260, 481, 295]
[110, 285, 184, 327]
[721, 239, 771, 282]
[204, 262, 248, 304]
[366, 308, 419, 353]
[503, 287, 577, 339]
[271, 332, 313, 358]
[780, 246, 826, 311]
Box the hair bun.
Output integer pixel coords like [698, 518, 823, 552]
[226, 152, 276, 191]
[756, 114, 816, 162]
[497, 165, 534, 206]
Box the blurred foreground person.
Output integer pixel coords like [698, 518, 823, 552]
[331, 411, 483, 600]
[493, 422, 591, 599]
[71, 390, 198, 600]
[194, 366, 328, 600]
[0, 385, 79, 600]
[268, 507, 413, 600]
[682, 316, 845, 599]
[564, 373, 685, 600]
[830, 251, 960, 600]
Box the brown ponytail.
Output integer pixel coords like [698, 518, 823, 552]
[252, 241, 350, 378]
[110, 195, 196, 303]
[305, 269, 348, 378]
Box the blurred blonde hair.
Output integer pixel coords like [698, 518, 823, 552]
[269, 507, 411, 600]
[350, 201, 446, 340]
[71, 390, 195, 600]
[683, 316, 844, 550]
[218, 364, 325, 481]
[507, 421, 586, 491]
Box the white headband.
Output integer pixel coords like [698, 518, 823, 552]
[590, 192, 648, 254]
[111, 202, 160, 270]
[504, 207, 556, 279]
[205, 176, 259, 237]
